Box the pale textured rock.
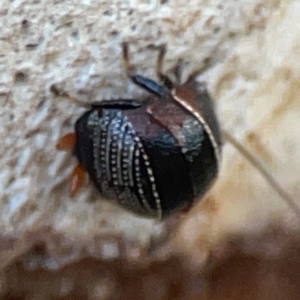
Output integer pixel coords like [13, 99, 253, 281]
[0, 0, 300, 298]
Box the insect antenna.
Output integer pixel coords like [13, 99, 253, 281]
[223, 130, 300, 218]
[122, 42, 136, 78]
[154, 44, 173, 89]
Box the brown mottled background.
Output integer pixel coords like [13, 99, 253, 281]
[1, 0, 300, 299]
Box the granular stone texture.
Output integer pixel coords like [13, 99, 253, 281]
[0, 0, 300, 299]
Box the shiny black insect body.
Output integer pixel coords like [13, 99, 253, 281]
[60, 44, 222, 219]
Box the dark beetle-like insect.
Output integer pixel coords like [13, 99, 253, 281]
[56, 43, 222, 219]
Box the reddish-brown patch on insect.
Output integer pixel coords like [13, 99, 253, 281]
[70, 164, 87, 197]
[172, 82, 222, 165]
[57, 133, 87, 197]
[172, 82, 220, 143]
[56, 132, 77, 151]
[172, 83, 203, 119]
[146, 97, 191, 148]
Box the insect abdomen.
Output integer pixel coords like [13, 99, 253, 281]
[74, 107, 160, 217]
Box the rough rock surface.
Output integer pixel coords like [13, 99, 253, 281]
[1, 0, 300, 299]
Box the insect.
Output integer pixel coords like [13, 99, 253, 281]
[56, 43, 222, 219]
[56, 43, 300, 220]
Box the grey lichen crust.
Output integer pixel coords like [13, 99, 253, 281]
[0, 0, 300, 273]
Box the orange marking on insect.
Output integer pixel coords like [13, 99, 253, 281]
[70, 164, 87, 197]
[56, 133, 77, 151]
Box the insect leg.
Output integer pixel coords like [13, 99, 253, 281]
[155, 44, 173, 89]
[50, 84, 89, 108]
[122, 42, 169, 96]
[56, 132, 77, 151]
[70, 164, 87, 197]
